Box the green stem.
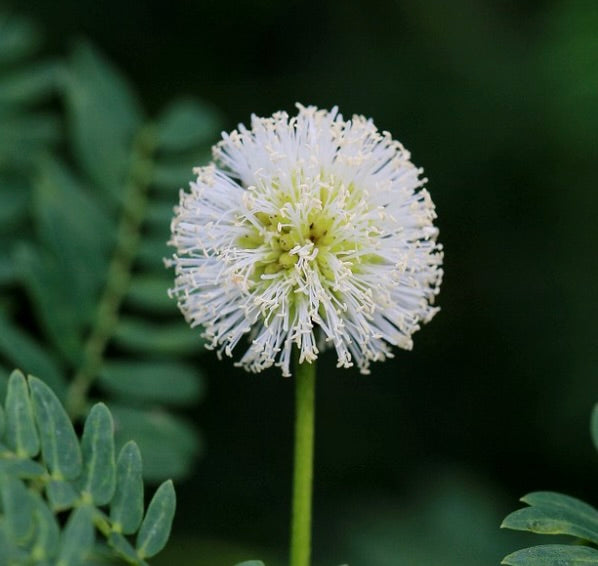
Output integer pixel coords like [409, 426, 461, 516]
[290, 353, 316, 566]
[65, 126, 156, 418]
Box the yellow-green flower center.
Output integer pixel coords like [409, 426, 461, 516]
[235, 174, 376, 287]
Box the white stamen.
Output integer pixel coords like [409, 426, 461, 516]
[169, 104, 443, 376]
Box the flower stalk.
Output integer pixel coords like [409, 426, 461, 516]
[290, 353, 316, 566]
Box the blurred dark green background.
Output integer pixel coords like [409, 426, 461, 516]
[6, 0, 598, 563]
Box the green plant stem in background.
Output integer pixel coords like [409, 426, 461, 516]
[290, 353, 316, 566]
[66, 126, 156, 418]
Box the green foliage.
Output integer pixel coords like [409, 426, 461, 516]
[0, 12, 222, 481]
[136, 481, 176, 559]
[502, 492, 598, 543]
[501, 403, 598, 564]
[0, 14, 61, 173]
[0, 369, 176, 565]
[0, 14, 39, 64]
[503, 545, 598, 565]
[0, 13, 61, 291]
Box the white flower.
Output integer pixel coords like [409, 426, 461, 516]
[168, 104, 443, 377]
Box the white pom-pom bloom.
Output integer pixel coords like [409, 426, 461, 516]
[168, 104, 443, 377]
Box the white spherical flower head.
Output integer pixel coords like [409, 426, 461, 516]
[168, 104, 443, 377]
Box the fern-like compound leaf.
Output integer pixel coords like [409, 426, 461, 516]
[0, 12, 220, 482]
[0, 369, 176, 565]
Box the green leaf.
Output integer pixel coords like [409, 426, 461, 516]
[0, 524, 18, 566]
[112, 405, 198, 481]
[0, 252, 17, 285]
[591, 403, 598, 453]
[0, 312, 66, 396]
[503, 491, 598, 548]
[46, 479, 78, 512]
[156, 98, 222, 152]
[136, 235, 172, 270]
[523, 491, 598, 515]
[0, 529, 14, 565]
[64, 41, 143, 200]
[0, 457, 46, 479]
[31, 491, 60, 561]
[79, 403, 116, 505]
[503, 506, 598, 545]
[0, 14, 39, 64]
[0, 365, 8, 400]
[5, 369, 39, 457]
[108, 532, 146, 565]
[0, 475, 35, 542]
[34, 157, 114, 262]
[508, 491, 598, 542]
[18, 157, 114, 359]
[0, 114, 60, 168]
[99, 360, 203, 405]
[0, 179, 29, 228]
[126, 275, 178, 314]
[152, 160, 199, 190]
[0, 60, 62, 107]
[145, 199, 176, 228]
[113, 317, 205, 356]
[136, 480, 176, 559]
[110, 441, 144, 535]
[29, 376, 81, 480]
[57, 506, 95, 566]
[502, 544, 598, 565]
[13, 244, 84, 365]
[0, 114, 60, 143]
